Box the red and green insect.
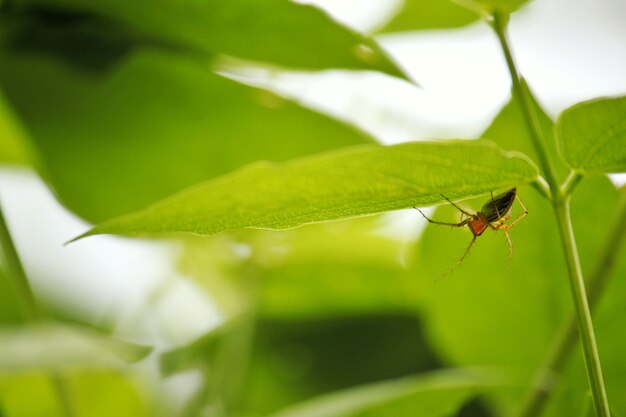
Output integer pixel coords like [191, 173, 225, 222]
[416, 188, 528, 274]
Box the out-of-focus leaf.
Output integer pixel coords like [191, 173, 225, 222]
[474, 0, 530, 13]
[0, 371, 150, 417]
[556, 96, 626, 174]
[0, 322, 151, 372]
[1, 9, 151, 74]
[543, 185, 626, 416]
[75, 140, 538, 240]
[7, 0, 408, 78]
[378, 0, 478, 33]
[482, 89, 569, 179]
[0, 89, 33, 167]
[0, 265, 25, 324]
[0, 48, 374, 222]
[242, 315, 448, 416]
[267, 369, 494, 417]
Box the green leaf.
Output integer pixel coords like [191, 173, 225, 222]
[556, 96, 626, 174]
[0, 371, 150, 417]
[0, 48, 374, 222]
[408, 92, 623, 414]
[75, 140, 538, 240]
[474, 0, 530, 13]
[8, 0, 408, 78]
[0, 322, 152, 372]
[482, 87, 569, 179]
[266, 369, 495, 417]
[0, 265, 25, 324]
[378, 0, 479, 33]
[0, 89, 34, 167]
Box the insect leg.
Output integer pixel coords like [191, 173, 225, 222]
[505, 195, 529, 230]
[440, 194, 474, 217]
[414, 208, 469, 227]
[439, 236, 478, 278]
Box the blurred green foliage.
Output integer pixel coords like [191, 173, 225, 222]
[0, 1, 624, 417]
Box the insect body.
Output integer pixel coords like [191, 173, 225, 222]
[416, 188, 528, 275]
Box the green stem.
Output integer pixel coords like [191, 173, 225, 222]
[489, 11, 611, 417]
[517, 188, 626, 417]
[552, 200, 610, 417]
[490, 12, 560, 194]
[0, 201, 39, 320]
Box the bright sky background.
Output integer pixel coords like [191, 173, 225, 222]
[1, 0, 625, 348]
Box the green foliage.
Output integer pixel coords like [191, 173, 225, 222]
[0, 371, 149, 417]
[556, 96, 626, 174]
[75, 140, 537, 239]
[6, 0, 407, 78]
[0, 323, 151, 372]
[378, 0, 478, 33]
[0, 1, 624, 417]
[0, 89, 33, 167]
[267, 369, 493, 417]
[0, 48, 373, 222]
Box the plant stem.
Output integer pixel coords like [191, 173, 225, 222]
[517, 188, 626, 417]
[490, 12, 560, 194]
[489, 11, 611, 417]
[552, 200, 610, 417]
[0, 200, 39, 320]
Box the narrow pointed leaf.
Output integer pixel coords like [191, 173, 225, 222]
[267, 369, 495, 417]
[8, 0, 408, 79]
[75, 140, 538, 240]
[556, 95, 626, 174]
[0, 322, 152, 372]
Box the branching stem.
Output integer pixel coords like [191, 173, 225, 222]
[489, 11, 611, 417]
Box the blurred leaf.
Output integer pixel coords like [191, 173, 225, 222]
[556, 96, 626, 174]
[7, 0, 408, 78]
[473, 0, 530, 13]
[482, 88, 569, 179]
[543, 186, 626, 416]
[378, 0, 478, 33]
[0, 265, 25, 324]
[0, 322, 151, 372]
[242, 315, 447, 416]
[267, 368, 494, 417]
[0, 89, 33, 167]
[0, 48, 374, 222]
[0, 371, 149, 417]
[75, 140, 538, 240]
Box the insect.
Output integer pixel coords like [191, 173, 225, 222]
[416, 188, 528, 275]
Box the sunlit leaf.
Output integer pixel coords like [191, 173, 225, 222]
[7, 0, 408, 78]
[556, 96, 626, 174]
[74, 140, 538, 240]
[267, 369, 495, 417]
[0, 49, 374, 222]
[0, 322, 151, 372]
[378, 0, 478, 33]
